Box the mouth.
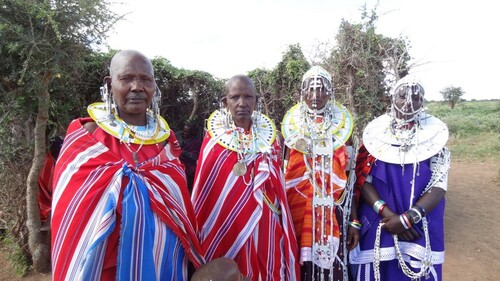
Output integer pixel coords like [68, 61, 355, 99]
[235, 110, 250, 115]
[127, 97, 147, 103]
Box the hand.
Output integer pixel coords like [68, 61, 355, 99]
[346, 225, 360, 251]
[381, 215, 420, 241]
[397, 227, 420, 241]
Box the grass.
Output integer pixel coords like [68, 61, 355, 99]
[0, 233, 31, 276]
[425, 100, 500, 162]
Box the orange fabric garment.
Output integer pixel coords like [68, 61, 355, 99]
[285, 147, 348, 250]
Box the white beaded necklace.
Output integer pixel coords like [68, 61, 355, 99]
[373, 218, 433, 281]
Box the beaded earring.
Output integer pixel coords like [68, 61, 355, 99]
[100, 82, 114, 116]
[251, 96, 262, 128]
[152, 87, 162, 116]
[219, 98, 231, 130]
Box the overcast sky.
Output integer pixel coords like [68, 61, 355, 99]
[107, 0, 499, 101]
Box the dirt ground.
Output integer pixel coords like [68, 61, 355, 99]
[1, 160, 499, 281]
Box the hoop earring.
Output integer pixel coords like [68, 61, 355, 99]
[152, 87, 162, 116]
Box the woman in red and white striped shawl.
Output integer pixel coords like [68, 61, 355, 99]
[51, 50, 203, 281]
[191, 75, 299, 281]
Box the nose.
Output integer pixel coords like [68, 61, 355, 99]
[312, 89, 319, 99]
[130, 79, 142, 90]
[236, 96, 246, 107]
[130, 78, 145, 91]
[308, 89, 319, 99]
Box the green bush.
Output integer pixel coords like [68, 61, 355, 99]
[426, 100, 500, 161]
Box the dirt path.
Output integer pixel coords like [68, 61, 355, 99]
[1, 160, 499, 280]
[442, 161, 500, 281]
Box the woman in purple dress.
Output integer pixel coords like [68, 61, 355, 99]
[350, 76, 450, 281]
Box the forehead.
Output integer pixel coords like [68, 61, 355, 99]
[394, 84, 424, 97]
[305, 77, 325, 87]
[226, 78, 255, 95]
[110, 54, 154, 77]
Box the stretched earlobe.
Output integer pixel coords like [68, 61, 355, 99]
[100, 78, 114, 116]
[220, 97, 228, 108]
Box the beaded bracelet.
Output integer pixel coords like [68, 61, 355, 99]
[372, 200, 387, 215]
[378, 203, 387, 216]
[399, 213, 412, 229]
[349, 220, 362, 230]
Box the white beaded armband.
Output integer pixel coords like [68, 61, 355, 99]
[426, 147, 451, 192]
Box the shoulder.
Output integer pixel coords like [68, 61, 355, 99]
[83, 121, 98, 134]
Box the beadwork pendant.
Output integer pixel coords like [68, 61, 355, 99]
[233, 162, 247, 176]
[295, 138, 308, 152]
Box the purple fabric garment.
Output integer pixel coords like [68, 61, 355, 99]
[350, 158, 445, 281]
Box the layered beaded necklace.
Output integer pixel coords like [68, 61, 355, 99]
[113, 111, 161, 143]
[232, 127, 257, 177]
[206, 109, 280, 215]
[87, 102, 171, 165]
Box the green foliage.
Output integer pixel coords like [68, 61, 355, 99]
[0, 0, 122, 271]
[426, 100, 500, 161]
[249, 44, 310, 128]
[1, 234, 31, 276]
[152, 57, 224, 132]
[324, 6, 411, 138]
[0, 0, 122, 133]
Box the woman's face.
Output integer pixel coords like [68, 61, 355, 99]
[108, 54, 156, 125]
[304, 78, 329, 110]
[223, 78, 256, 130]
[393, 85, 424, 119]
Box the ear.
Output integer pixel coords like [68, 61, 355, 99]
[103, 76, 111, 90]
[220, 96, 227, 107]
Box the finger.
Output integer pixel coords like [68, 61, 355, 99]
[408, 227, 420, 239]
[400, 231, 411, 241]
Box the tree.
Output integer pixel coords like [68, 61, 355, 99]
[249, 43, 310, 127]
[0, 0, 121, 273]
[152, 57, 223, 133]
[440, 86, 465, 109]
[323, 5, 412, 140]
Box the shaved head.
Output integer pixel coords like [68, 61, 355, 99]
[224, 75, 255, 95]
[191, 257, 243, 281]
[109, 50, 154, 78]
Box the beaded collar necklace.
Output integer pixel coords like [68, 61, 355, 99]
[362, 112, 448, 164]
[207, 109, 275, 154]
[281, 101, 353, 153]
[87, 102, 171, 145]
[207, 109, 276, 177]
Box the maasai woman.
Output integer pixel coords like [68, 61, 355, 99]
[282, 66, 359, 281]
[350, 76, 450, 281]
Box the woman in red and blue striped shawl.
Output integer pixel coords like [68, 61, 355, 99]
[51, 50, 203, 281]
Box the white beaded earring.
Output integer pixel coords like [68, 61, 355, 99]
[251, 96, 261, 127]
[100, 82, 114, 116]
[152, 87, 162, 116]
